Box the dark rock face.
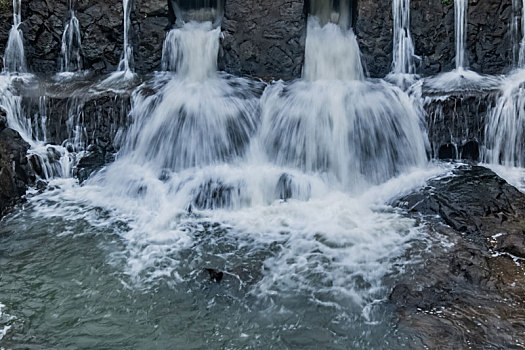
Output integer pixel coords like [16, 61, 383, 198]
[409, 0, 455, 75]
[0, 125, 35, 217]
[391, 166, 525, 348]
[356, 1, 394, 77]
[14, 78, 133, 182]
[220, 0, 306, 80]
[424, 90, 499, 161]
[0, 0, 516, 79]
[133, 0, 168, 73]
[0, 107, 7, 130]
[21, 0, 125, 74]
[0, 0, 306, 79]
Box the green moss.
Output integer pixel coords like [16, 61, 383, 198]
[442, 0, 452, 5]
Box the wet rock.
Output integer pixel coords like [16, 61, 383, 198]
[0, 128, 35, 217]
[75, 145, 113, 183]
[276, 173, 293, 201]
[391, 165, 525, 348]
[0, 0, 515, 78]
[357, 0, 512, 77]
[396, 165, 525, 246]
[20, 85, 132, 151]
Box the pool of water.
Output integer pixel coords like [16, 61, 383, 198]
[0, 166, 446, 349]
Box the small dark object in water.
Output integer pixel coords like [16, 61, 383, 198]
[205, 268, 224, 282]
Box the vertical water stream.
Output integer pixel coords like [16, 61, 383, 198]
[3, 0, 26, 73]
[59, 0, 83, 73]
[392, 0, 415, 75]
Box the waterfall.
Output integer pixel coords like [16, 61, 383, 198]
[483, 1, 525, 167]
[0, 76, 73, 179]
[483, 74, 525, 167]
[161, 22, 220, 80]
[261, 16, 427, 188]
[3, 0, 27, 73]
[117, 0, 133, 75]
[41, 6, 435, 312]
[171, 0, 225, 27]
[102, 21, 260, 175]
[59, 0, 83, 73]
[392, 0, 415, 75]
[97, 0, 135, 87]
[303, 18, 363, 81]
[307, 0, 353, 29]
[455, 0, 468, 70]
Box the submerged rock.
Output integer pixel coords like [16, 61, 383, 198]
[0, 127, 35, 217]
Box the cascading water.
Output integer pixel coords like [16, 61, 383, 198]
[307, 0, 353, 29]
[3, 0, 27, 73]
[302, 18, 363, 81]
[263, 16, 427, 188]
[59, 0, 83, 73]
[519, 0, 525, 67]
[67, 3, 434, 314]
[170, 0, 225, 27]
[0, 76, 73, 179]
[483, 0, 525, 168]
[511, 0, 525, 67]
[391, 0, 416, 75]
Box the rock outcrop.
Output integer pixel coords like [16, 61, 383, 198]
[391, 165, 525, 348]
[0, 108, 35, 217]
